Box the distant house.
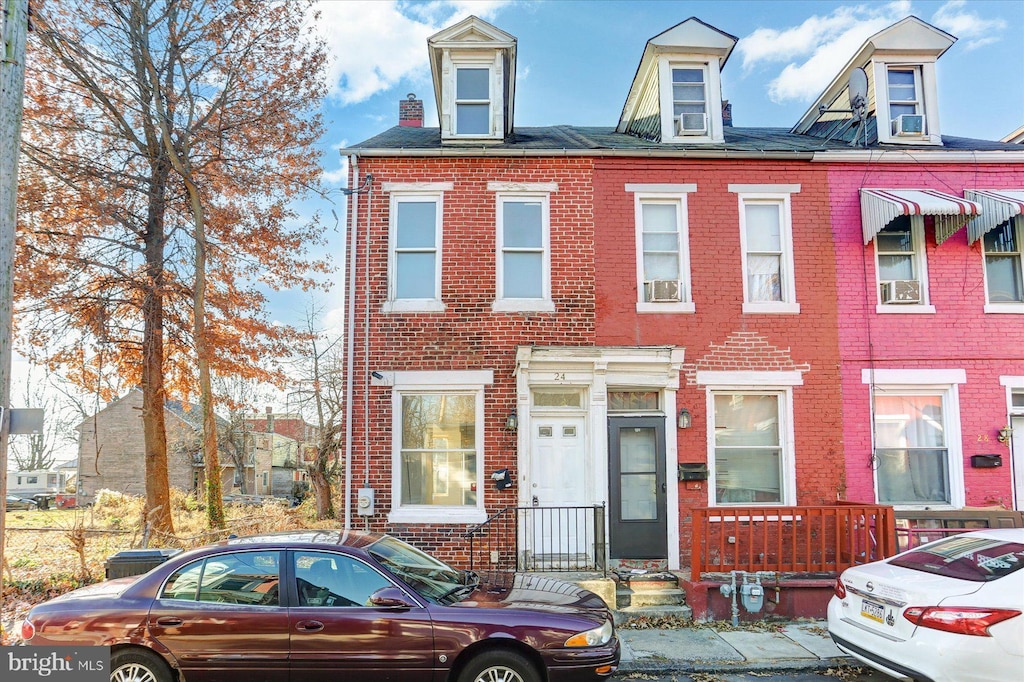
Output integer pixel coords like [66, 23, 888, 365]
[75, 389, 235, 502]
[239, 412, 319, 497]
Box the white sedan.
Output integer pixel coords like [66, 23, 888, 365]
[828, 528, 1023, 682]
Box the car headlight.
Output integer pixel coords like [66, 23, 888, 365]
[564, 619, 613, 647]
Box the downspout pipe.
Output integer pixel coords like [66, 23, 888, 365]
[343, 155, 359, 531]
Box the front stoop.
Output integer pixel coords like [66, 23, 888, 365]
[613, 571, 692, 625]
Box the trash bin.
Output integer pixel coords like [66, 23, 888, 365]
[104, 549, 182, 579]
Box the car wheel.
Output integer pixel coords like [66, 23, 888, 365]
[110, 649, 172, 682]
[459, 650, 540, 682]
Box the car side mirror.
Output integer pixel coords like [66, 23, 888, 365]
[369, 587, 416, 609]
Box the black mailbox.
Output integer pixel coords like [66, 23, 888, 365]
[970, 454, 1002, 469]
[678, 463, 709, 481]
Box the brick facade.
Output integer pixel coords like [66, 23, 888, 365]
[828, 164, 1024, 508]
[592, 159, 844, 566]
[345, 157, 597, 563]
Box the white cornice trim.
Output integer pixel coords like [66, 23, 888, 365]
[861, 368, 967, 384]
[625, 183, 697, 193]
[812, 151, 1024, 163]
[381, 182, 454, 191]
[487, 181, 558, 192]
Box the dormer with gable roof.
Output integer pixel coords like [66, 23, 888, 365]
[428, 16, 517, 143]
[793, 16, 955, 146]
[617, 17, 737, 144]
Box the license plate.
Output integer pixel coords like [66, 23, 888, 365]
[861, 598, 885, 623]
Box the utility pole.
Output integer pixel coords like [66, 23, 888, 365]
[1, 0, 30, 613]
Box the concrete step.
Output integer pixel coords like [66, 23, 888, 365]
[613, 604, 693, 627]
[616, 586, 687, 608]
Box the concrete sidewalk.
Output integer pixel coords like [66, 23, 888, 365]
[617, 621, 855, 674]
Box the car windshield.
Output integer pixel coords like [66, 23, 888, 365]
[890, 535, 1024, 582]
[367, 536, 478, 604]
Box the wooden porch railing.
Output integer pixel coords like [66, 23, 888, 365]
[689, 503, 897, 578]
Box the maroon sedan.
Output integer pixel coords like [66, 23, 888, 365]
[22, 530, 619, 682]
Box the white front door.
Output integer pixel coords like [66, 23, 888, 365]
[1013, 415, 1024, 510]
[524, 415, 590, 567]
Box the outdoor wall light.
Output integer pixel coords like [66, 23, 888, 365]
[678, 408, 692, 429]
[998, 426, 1013, 443]
[505, 411, 518, 432]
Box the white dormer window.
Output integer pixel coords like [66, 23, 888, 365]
[658, 57, 723, 143]
[887, 67, 925, 136]
[672, 66, 708, 135]
[428, 16, 516, 143]
[455, 65, 491, 135]
[873, 59, 941, 145]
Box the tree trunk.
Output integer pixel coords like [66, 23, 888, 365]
[309, 462, 335, 520]
[141, 157, 174, 538]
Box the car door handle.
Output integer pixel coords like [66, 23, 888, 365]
[295, 620, 324, 632]
[155, 617, 183, 627]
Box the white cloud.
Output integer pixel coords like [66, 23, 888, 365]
[322, 143, 350, 185]
[315, 0, 513, 105]
[931, 0, 1006, 51]
[737, 1, 911, 103]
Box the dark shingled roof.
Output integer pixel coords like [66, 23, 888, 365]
[347, 125, 1023, 154]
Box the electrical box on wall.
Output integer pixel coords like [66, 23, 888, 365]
[357, 488, 375, 515]
[970, 454, 1002, 469]
[678, 463, 709, 481]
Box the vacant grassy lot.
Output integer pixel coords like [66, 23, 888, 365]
[2, 489, 339, 644]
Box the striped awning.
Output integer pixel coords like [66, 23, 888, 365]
[964, 190, 1024, 243]
[859, 189, 982, 245]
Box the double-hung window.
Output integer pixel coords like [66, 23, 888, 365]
[390, 370, 491, 524]
[699, 370, 801, 506]
[628, 184, 695, 313]
[384, 185, 450, 313]
[984, 217, 1023, 305]
[712, 393, 785, 505]
[491, 184, 555, 312]
[732, 185, 800, 314]
[671, 66, 707, 135]
[865, 369, 965, 509]
[875, 215, 931, 311]
[455, 65, 491, 136]
[887, 67, 923, 135]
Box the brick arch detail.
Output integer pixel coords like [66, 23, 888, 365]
[682, 331, 811, 386]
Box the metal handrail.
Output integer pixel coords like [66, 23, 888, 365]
[467, 504, 607, 576]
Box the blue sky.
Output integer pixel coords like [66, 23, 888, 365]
[285, 0, 1023, 328]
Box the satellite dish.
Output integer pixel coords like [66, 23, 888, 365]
[849, 67, 868, 122]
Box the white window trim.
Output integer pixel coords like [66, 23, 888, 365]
[1000, 377, 1024, 416]
[703, 381, 798, 507]
[631, 187, 696, 314]
[657, 57, 724, 144]
[492, 191, 554, 312]
[872, 58, 942, 146]
[732, 188, 800, 314]
[866, 380, 966, 510]
[874, 214, 933, 314]
[983, 216, 1024, 314]
[388, 370, 493, 525]
[383, 191, 446, 314]
[442, 52, 503, 141]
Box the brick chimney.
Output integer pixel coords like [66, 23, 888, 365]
[265, 406, 274, 433]
[722, 100, 733, 128]
[399, 93, 423, 128]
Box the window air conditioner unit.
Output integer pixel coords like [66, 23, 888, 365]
[644, 280, 682, 302]
[880, 280, 921, 304]
[892, 114, 925, 136]
[676, 113, 707, 135]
